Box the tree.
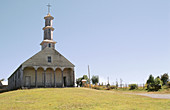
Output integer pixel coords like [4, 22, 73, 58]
[116, 80, 118, 89]
[146, 74, 155, 90]
[91, 75, 99, 85]
[146, 74, 154, 84]
[154, 77, 162, 91]
[146, 74, 163, 91]
[76, 78, 82, 87]
[161, 73, 169, 85]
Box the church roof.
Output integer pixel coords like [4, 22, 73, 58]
[22, 48, 75, 68]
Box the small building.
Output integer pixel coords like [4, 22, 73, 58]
[0, 81, 8, 89]
[81, 79, 87, 87]
[8, 8, 75, 90]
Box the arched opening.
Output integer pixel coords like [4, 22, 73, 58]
[55, 68, 62, 87]
[63, 68, 73, 87]
[37, 67, 44, 87]
[46, 68, 54, 87]
[23, 67, 35, 88]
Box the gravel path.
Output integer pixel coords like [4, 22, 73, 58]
[82, 88, 170, 99]
[130, 93, 170, 99]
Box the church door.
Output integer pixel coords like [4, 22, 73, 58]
[25, 76, 31, 87]
[63, 77, 66, 87]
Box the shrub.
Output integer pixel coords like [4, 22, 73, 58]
[110, 85, 116, 89]
[167, 82, 170, 88]
[129, 84, 138, 90]
[106, 85, 116, 90]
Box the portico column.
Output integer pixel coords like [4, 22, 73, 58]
[35, 69, 37, 88]
[44, 69, 46, 87]
[62, 70, 64, 87]
[54, 70, 56, 87]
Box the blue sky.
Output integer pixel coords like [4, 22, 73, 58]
[0, 0, 170, 84]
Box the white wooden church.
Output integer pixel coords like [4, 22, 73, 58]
[8, 6, 75, 90]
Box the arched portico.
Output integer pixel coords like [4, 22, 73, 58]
[22, 66, 74, 88]
[23, 66, 35, 88]
[63, 68, 74, 87]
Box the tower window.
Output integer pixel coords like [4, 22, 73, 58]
[49, 43, 51, 47]
[48, 56, 51, 63]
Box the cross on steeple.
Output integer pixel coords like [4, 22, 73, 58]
[47, 3, 51, 14]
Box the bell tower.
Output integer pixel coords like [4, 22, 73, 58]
[40, 4, 56, 50]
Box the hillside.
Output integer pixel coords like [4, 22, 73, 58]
[0, 88, 169, 110]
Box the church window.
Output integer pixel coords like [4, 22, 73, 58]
[49, 43, 51, 47]
[48, 56, 51, 63]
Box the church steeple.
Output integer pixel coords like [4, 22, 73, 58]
[43, 13, 54, 40]
[40, 4, 56, 50]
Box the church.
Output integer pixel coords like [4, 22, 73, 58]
[8, 7, 75, 90]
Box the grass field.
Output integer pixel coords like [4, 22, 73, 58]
[0, 88, 170, 110]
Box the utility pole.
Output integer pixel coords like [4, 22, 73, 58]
[88, 65, 91, 88]
[108, 77, 109, 85]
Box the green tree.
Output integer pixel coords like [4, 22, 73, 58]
[154, 77, 162, 91]
[146, 74, 155, 90]
[76, 77, 82, 87]
[161, 73, 169, 85]
[146, 75, 163, 91]
[91, 75, 99, 85]
[146, 74, 154, 84]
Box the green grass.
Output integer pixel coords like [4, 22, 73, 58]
[0, 88, 170, 110]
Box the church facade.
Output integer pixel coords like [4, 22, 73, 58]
[8, 12, 75, 90]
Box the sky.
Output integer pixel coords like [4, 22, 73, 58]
[0, 0, 170, 85]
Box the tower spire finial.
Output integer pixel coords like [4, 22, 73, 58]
[47, 3, 51, 14]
